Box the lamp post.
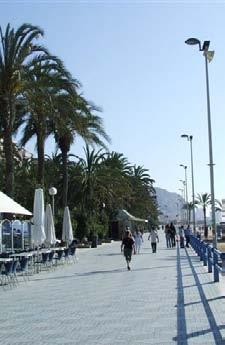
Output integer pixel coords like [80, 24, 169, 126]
[185, 37, 216, 247]
[48, 187, 57, 219]
[180, 165, 188, 223]
[181, 134, 196, 233]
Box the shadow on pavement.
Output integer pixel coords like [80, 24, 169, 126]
[30, 264, 176, 282]
[174, 245, 188, 345]
[173, 246, 225, 344]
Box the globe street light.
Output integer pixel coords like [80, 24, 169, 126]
[185, 38, 216, 247]
[180, 165, 188, 223]
[181, 134, 196, 233]
[49, 187, 57, 219]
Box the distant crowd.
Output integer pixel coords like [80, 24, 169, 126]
[120, 223, 194, 271]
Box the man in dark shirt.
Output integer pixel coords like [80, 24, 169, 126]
[121, 229, 135, 270]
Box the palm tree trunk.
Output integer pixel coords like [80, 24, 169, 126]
[61, 146, 68, 208]
[37, 132, 45, 186]
[3, 128, 14, 197]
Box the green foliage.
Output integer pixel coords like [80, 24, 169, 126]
[0, 23, 159, 241]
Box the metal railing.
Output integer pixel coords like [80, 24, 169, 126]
[190, 235, 225, 282]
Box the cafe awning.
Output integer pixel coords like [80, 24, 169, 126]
[0, 191, 32, 216]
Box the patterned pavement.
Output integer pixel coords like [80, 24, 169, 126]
[0, 230, 225, 345]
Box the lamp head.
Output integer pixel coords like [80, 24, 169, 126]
[185, 38, 200, 45]
[185, 38, 201, 45]
[185, 37, 202, 51]
[202, 40, 210, 51]
[49, 187, 57, 196]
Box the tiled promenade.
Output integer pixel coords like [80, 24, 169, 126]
[1, 230, 225, 345]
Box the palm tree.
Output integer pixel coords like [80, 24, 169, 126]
[20, 58, 74, 186]
[183, 201, 197, 224]
[0, 23, 47, 196]
[196, 193, 211, 238]
[53, 94, 110, 208]
[75, 146, 107, 238]
[99, 152, 132, 211]
[129, 165, 157, 220]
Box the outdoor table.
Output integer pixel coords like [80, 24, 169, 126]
[10, 252, 33, 258]
[52, 247, 66, 251]
[0, 258, 13, 263]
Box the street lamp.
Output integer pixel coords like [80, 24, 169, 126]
[49, 187, 57, 219]
[181, 134, 196, 233]
[180, 165, 188, 223]
[185, 37, 216, 247]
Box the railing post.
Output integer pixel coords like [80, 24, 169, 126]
[213, 249, 219, 282]
[200, 241, 204, 261]
[220, 253, 225, 276]
[203, 243, 207, 266]
[207, 245, 212, 273]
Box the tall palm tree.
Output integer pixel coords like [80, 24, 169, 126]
[183, 201, 197, 224]
[129, 165, 156, 219]
[20, 58, 74, 186]
[53, 94, 110, 208]
[196, 193, 211, 238]
[0, 23, 47, 195]
[75, 146, 107, 238]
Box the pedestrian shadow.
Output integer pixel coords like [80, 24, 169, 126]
[97, 253, 122, 256]
[29, 264, 177, 283]
[74, 265, 176, 276]
[173, 246, 225, 344]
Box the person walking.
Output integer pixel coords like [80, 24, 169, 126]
[184, 224, 191, 248]
[170, 222, 176, 247]
[179, 225, 185, 248]
[148, 227, 159, 253]
[134, 229, 143, 254]
[165, 224, 171, 248]
[121, 229, 135, 270]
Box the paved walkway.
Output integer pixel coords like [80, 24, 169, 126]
[1, 230, 225, 345]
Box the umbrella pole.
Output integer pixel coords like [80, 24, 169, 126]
[37, 246, 40, 273]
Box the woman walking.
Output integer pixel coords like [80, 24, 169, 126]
[134, 229, 143, 254]
[121, 229, 135, 270]
[148, 226, 159, 253]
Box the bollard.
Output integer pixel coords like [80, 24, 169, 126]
[203, 243, 207, 266]
[200, 241, 204, 261]
[220, 253, 225, 276]
[213, 250, 219, 282]
[207, 245, 212, 273]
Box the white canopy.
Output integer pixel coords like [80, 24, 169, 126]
[62, 206, 73, 245]
[32, 188, 46, 246]
[44, 204, 56, 246]
[0, 191, 32, 216]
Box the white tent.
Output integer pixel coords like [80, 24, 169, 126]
[0, 191, 32, 216]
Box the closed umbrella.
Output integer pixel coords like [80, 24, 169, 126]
[44, 204, 56, 247]
[32, 188, 46, 247]
[62, 206, 73, 246]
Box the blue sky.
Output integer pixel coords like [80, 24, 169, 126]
[1, 1, 225, 199]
